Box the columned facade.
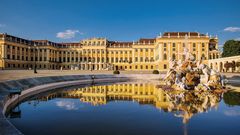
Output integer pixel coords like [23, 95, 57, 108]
[0, 32, 222, 71]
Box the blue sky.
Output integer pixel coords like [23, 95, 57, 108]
[0, 0, 240, 47]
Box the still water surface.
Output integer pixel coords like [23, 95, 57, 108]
[7, 83, 240, 135]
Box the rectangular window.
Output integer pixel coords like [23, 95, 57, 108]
[164, 64, 167, 69]
[193, 43, 196, 47]
[164, 43, 167, 47]
[135, 57, 138, 62]
[173, 43, 176, 47]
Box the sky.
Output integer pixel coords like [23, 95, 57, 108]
[0, 0, 240, 47]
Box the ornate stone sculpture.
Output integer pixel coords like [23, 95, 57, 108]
[164, 48, 225, 91]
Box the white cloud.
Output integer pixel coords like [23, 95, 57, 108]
[56, 29, 83, 39]
[56, 100, 79, 110]
[224, 27, 240, 32]
[224, 110, 240, 116]
[0, 24, 6, 28]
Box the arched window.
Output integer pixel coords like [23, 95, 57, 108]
[201, 54, 205, 60]
[172, 54, 176, 60]
[193, 54, 196, 59]
[163, 54, 167, 60]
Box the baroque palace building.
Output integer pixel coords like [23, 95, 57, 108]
[0, 32, 220, 71]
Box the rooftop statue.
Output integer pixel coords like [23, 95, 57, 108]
[164, 48, 225, 91]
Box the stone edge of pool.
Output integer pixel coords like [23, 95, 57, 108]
[0, 74, 161, 135]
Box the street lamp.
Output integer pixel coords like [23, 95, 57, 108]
[29, 43, 38, 73]
[33, 43, 38, 74]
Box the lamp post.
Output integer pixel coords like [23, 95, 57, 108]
[33, 43, 38, 74]
[28, 43, 38, 73]
[1, 57, 5, 70]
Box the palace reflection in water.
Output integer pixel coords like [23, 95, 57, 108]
[22, 83, 223, 124]
[7, 82, 240, 135]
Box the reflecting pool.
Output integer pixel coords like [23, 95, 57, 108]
[7, 82, 240, 135]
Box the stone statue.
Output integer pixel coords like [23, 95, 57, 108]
[164, 48, 225, 91]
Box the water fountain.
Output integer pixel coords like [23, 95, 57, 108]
[163, 34, 225, 91]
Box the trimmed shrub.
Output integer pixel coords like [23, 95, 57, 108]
[113, 70, 120, 74]
[152, 70, 159, 74]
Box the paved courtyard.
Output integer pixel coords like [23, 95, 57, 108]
[0, 70, 162, 82]
[0, 70, 239, 82]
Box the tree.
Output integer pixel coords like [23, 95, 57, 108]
[223, 92, 240, 106]
[222, 40, 240, 57]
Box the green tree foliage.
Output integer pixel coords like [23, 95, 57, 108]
[223, 92, 240, 106]
[113, 70, 120, 74]
[152, 70, 159, 74]
[222, 40, 240, 57]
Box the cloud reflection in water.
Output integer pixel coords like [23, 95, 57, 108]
[224, 110, 240, 116]
[55, 100, 79, 110]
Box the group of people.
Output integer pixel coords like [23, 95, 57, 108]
[164, 48, 225, 91]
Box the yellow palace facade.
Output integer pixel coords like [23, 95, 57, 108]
[0, 32, 220, 71]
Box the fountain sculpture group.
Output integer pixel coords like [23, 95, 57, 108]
[164, 48, 225, 91]
[162, 48, 226, 123]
